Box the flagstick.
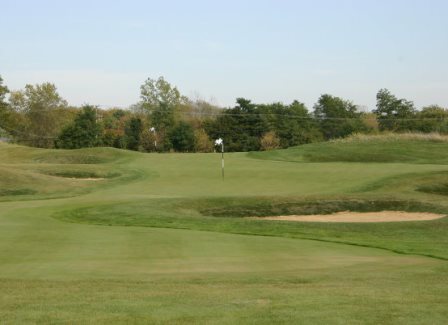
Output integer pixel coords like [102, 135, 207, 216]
[221, 142, 224, 180]
[215, 138, 225, 180]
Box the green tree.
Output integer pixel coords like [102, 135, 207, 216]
[0, 76, 10, 135]
[170, 121, 195, 152]
[260, 101, 322, 147]
[140, 77, 186, 151]
[9, 83, 69, 147]
[374, 89, 416, 131]
[314, 94, 365, 140]
[140, 128, 158, 152]
[0, 77, 29, 142]
[140, 76, 185, 108]
[205, 98, 267, 152]
[146, 102, 175, 151]
[0, 76, 8, 107]
[55, 106, 102, 149]
[413, 105, 448, 133]
[125, 117, 143, 151]
[100, 108, 130, 148]
[194, 128, 213, 152]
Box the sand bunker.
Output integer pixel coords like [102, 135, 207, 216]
[250, 211, 445, 223]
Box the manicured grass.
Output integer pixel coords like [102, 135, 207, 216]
[56, 197, 448, 260]
[1, 138, 448, 323]
[1, 205, 447, 324]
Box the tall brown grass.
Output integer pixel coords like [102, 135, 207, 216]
[333, 132, 448, 143]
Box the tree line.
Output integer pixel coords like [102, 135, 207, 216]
[1, 75, 447, 152]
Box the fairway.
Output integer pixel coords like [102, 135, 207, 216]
[1, 139, 448, 324]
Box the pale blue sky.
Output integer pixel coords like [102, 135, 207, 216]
[1, 0, 447, 109]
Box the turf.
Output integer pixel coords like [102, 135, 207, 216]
[56, 198, 448, 260]
[1, 139, 448, 324]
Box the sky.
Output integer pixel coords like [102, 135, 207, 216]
[1, 0, 447, 110]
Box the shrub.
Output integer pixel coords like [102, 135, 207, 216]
[260, 131, 281, 151]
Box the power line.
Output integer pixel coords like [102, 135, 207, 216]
[2, 110, 448, 142]
[176, 110, 448, 121]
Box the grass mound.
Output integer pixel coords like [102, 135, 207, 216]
[334, 132, 448, 143]
[199, 198, 444, 218]
[0, 143, 140, 200]
[418, 183, 448, 196]
[32, 147, 135, 164]
[249, 134, 448, 164]
[0, 142, 136, 165]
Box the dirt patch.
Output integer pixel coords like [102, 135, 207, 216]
[249, 211, 445, 223]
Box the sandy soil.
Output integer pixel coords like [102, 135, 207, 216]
[249, 211, 445, 223]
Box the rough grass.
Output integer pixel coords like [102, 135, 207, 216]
[418, 183, 448, 196]
[0, 142, 137, 164]
[2, 265, 448, 325]
[248, 136, 448, 164]
[198, 198, 445, 218]
[334, 132, 448, 143]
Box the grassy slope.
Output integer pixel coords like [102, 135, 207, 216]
[0, 143, 141, 200]
[1, 139, 448, 323]
[248, 138, 448, 164]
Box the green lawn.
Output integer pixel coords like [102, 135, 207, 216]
[1, 139, 448, 324]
